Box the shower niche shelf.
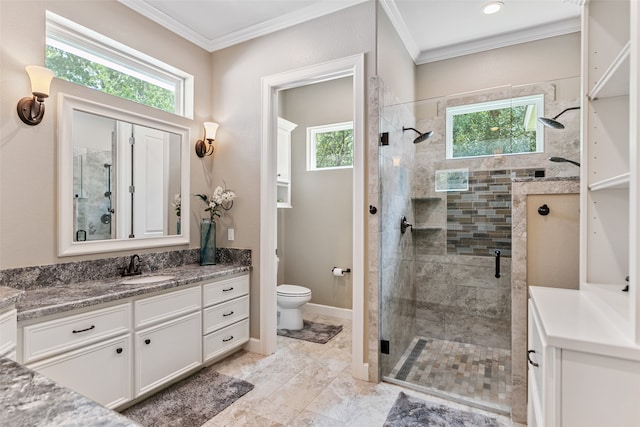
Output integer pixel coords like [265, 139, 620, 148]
[412, 226, 442, 232]
[411, 197, 442, 202]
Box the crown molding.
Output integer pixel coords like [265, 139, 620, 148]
[118, 0, 212, 49]
[119, 0, 368, 52]
[415, 17, 581, 65]
[378, 0, 420, 60]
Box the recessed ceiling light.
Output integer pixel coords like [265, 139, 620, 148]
[483, 1, 504, 15]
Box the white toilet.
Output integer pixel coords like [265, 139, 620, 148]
[277, 284, 312, 330]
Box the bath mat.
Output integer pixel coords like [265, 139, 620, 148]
[277, 320, 343, 344]
[121, 367, 253, 427]
[383, 392, 500, 427]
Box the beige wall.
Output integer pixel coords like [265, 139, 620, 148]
[0, 1, 211, 268]
[416, 32, 581, 100]
[279, 77, 353, 309]
[209, 1, 377, 337]
[527, 193, 580, 290]
[376, 3, 416, 105]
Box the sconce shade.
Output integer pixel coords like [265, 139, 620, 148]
[17, 65, 55, 126]
[25, 65, 55, 99]
[195, 122, 219, 157]
[204, 122, 219, 142]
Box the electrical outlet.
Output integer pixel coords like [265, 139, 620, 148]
[228, 228, 235, 241]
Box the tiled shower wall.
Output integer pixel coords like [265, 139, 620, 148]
[415, 254, 512, 349]
[447, 168, 541, 257]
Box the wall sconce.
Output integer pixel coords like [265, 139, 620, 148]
[195, 122, 219, 157]
[17, 65, 55, 126]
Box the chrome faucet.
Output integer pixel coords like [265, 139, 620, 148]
[120, 254, 144, 276]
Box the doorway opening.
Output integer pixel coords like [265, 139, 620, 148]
[259, 54, 367, 380]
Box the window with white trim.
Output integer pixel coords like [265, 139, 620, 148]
[306, 122, 354, 171]
[45, 11, 194, 118]
[445, 94, 544, 159]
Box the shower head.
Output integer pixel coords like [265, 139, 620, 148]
[402, 126, 433, 144]
[537, 106, 580, 129]
[549, 156, 580, 167]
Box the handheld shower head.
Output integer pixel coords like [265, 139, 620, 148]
[549, 156, 580, 167]
[537, 106, 580, 129]
[402, 126, 433, 144]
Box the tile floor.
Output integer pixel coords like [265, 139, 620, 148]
[203, 313, 522, 426]
[387, 336, 512, 413]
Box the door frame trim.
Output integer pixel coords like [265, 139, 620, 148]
[259, 53, 367, 380]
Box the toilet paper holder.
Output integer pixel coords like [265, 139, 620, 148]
[332, 267, 351, 276]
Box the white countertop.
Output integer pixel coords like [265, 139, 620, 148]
[529, 286, 640, 361]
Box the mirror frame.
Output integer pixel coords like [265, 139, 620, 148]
[57, 93, 190, 256]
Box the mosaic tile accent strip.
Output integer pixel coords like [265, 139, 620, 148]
[388, 336, 512, 411]
[446, 168, 540, 257]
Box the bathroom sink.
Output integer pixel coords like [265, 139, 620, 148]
[121, 275, 175, 285]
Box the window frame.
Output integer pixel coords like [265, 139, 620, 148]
[445, 94, 544, 159]
[306, 121, 354, 171]
[45, 11, 194, 118]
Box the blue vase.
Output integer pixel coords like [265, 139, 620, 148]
[200, 219, 216, 265]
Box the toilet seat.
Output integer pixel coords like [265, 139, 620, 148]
[277, 284, 311, 296]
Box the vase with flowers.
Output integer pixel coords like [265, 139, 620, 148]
[172, 194, 181, 234]
[196, 186, 236, 265]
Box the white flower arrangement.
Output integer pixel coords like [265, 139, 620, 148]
[196, 186, 236, 222]
[172, 194, 181, 217]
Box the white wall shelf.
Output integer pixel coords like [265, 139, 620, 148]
[588, 41, 630, 100]
[588, 172, 630, 191]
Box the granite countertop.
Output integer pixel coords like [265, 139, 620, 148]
[0, 286, 24, 311]
[16, 263, 251, 321]
[0, 357, 140, 427]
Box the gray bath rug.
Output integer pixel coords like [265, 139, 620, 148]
[277, 319, 343, 344]
[121, 367, 253, 427]
[383, 392, 500, 427]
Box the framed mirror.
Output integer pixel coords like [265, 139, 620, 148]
[58, 94, 190, 256]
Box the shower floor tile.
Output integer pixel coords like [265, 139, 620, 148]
[387, 336, 512, 412]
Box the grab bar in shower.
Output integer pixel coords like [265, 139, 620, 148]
[495, 250, 501, 278]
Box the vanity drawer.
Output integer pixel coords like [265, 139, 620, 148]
[22, 303, 131, 364]
[203, 295, 249, 335]
[203, 318, 249, 363]
[203, 274, 249, 307]
[135, 286, 201, 329]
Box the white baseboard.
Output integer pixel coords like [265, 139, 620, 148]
[303, 303, 352, 320]
[243, 337, 264, 354]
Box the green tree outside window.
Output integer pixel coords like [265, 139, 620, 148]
[46, 45, 175, 113]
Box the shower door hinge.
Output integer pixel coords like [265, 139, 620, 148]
[380, 132, 389, 146]
[381, 339, 390, 354]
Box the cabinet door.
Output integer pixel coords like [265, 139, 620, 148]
[28, 334, 132, 409]
[0, 309, 17, 357]
[562, 350, 640, 427]
[135, 311, 201, 397]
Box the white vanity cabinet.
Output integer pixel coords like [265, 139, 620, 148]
[202, 274, 250, 363]
[134, 286, 201, 397]
[20, 303, 133, 409]
[16, 271, 249, 410]
[0, 308, 18, 360]
[528, 289, 640, 427]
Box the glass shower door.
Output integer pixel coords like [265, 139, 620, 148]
[378, 91, 538, 414]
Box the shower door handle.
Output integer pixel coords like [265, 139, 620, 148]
[494, 250, 501, 278]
